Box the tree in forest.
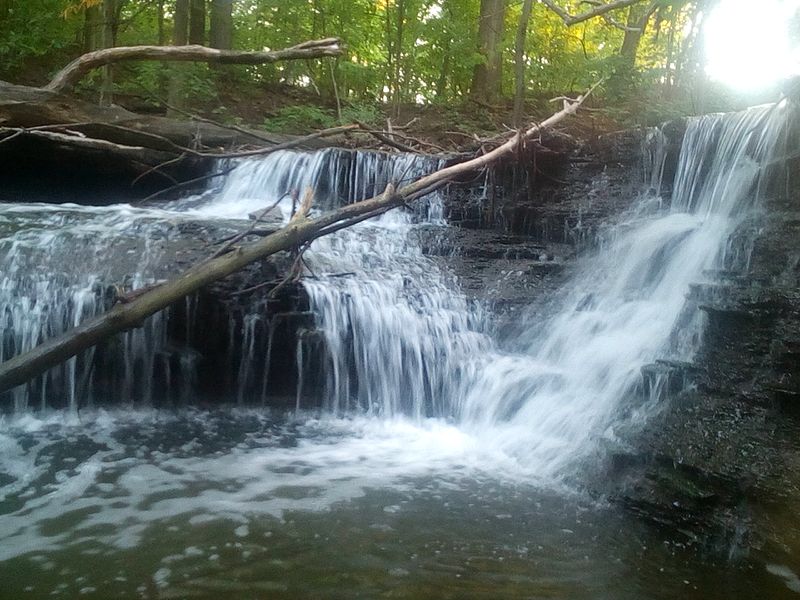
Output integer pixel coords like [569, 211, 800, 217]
[189, 0, 205, 45]
[209, 0, 234, 50]
[471, 0, 507, 102]
[99, 0, 120, 104]
[168, 0, 191, 115]
[510, 0, 659, 124]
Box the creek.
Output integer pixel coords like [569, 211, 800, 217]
[1, 103, 798, 598]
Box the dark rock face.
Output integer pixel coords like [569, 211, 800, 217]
[434, 128, 658, 335]
[598, 114, 800, 558]
[444, 129, 652, 242]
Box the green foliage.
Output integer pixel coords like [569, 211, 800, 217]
[1, 0, 708, 123]
[262, 105, 338, 133]
[0, 0, 82, 79]
[340, 102, 382, 126]
[261, 100, 382, 133]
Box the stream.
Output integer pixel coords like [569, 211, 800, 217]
[1, 103, 799, 598]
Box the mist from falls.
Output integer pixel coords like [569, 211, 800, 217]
[0, 103, 791, 484]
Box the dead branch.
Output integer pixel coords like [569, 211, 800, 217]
[0, 85, 596, 394]
[541, 0, 645, 26]
[356, 122, 417, 153]
[46, 38, 343, 93]
[136, 166, 236, 203]
[207, 123, 360, 159]
[0, 127, 176, 163]
[210, 193, 291, 259]
[131, 153, 188, 186]
[379, 131, 449, 153]
[134, 125, 361, 202]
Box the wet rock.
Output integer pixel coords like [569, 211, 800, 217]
[597, 115, 800, 557]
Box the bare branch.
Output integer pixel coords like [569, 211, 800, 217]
[202, 123, 360, 159]
[540, 0, 646, 26]
[356, 122, 417, 153]
[601, 13, 641, 31]
[45, 38, 343, 93]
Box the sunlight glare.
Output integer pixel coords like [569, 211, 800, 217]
[704, 0, 800, 91]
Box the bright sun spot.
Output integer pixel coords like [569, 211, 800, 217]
[704, 0, 800, 91]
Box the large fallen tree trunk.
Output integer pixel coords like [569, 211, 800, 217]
[0, 87, 595, 395]
[0, 39, 347, 201]
[0, 39, 343, 152]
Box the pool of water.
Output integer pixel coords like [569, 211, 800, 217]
[1, 409, 798, 599]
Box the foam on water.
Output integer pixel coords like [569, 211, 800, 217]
[0, 408, 533, 563]
[0, 105, 793, 566]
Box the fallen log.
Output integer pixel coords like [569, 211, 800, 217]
[1, 39, 342, 145]
[0, 85, 595, 395]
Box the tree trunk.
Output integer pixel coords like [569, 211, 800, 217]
[436, 40, 451, 99]
[209, 0, 233, 50]
[189, 0, 206, 45]
[173, 0, 190, 46]
[168, 0, 191, 117]
[393, 0, 405, 110]
[619, 3, 649, 67]
[384, 2, 393, 103]
[513, 0, 534, 126]
[83, 4, 101, 52]
[663, 7, 677, 93]
[607, 2, 655, 96]
[157, 0, 166, 46]
[99, 0, 117, 106]
[470, 0, 506, 102]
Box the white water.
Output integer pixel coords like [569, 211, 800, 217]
[0, 205, 188, 412]
[453, 105, 788, 478]
[0, 103, 790, 484]
[217, 105, 787, 481]
[0, 105, 792, 583]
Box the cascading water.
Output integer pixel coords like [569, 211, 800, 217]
[189, 147, 489, 414]
[454, 104, 789, 479]
[0, 106, 790, 455]
[0, 104, 795, 599]
[169, 102, 789, 482]
[0, 205, 187, 412]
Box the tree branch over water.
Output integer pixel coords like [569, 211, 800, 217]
[0, 84, 599, 395]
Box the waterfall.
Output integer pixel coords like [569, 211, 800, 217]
[186, 102, 789, 482]
[193, 148, 489, 415]
[455, 104, 790, 478]
[0, 149, 462, 411]
[0, 206, 182, 411]
[0, 104, 791, 484]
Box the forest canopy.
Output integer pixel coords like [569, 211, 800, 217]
[1, 0, 798, 127]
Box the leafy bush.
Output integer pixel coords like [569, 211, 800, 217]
[262, 105, 337, 133]
[340, 102, 382, 126]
